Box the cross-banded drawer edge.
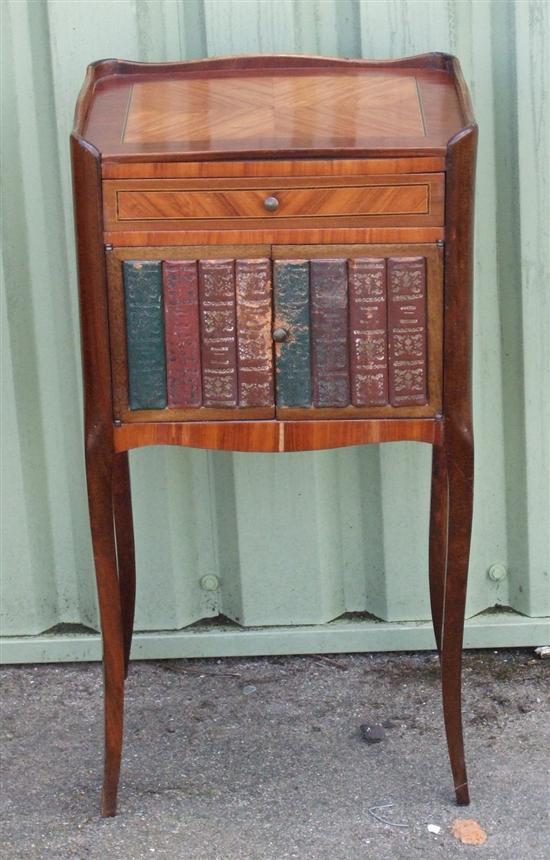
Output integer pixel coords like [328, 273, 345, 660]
[103, 174, 445, 231]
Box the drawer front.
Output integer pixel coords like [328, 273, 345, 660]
[103, 174, 444, 231]
[106, 244, 442, 424]
[117, 184, 431, 220]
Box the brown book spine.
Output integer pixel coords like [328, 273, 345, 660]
[387, 257, 427, 406]
[198, 259, 238, 406]
[348, 258, 388, 406]
[163, 260, 202, 407]
[310, 259, 350, 407]
[236, 259, 274, 407]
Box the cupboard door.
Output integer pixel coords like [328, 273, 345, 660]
[272, 244, 443, 419]
[106, 244, 442, 424]
[106, 246, 275, 422]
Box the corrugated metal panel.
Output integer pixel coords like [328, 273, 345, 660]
[1, 0, 549, 660]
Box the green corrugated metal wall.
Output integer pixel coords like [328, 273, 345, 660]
[1, 0, 549, 663]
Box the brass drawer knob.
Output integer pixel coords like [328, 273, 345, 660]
[263, 195, 279, 212]
[272, 327, 288, 343]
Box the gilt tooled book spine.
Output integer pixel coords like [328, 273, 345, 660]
[198, 259, 238, 407]
[387, 257, 427, 406]
[273, 260, 312, 407]
[123, 260, 167, 410]
[310, 259, 350, 407]
[235, 259, 274, 407]
[348, 258, 388, 406]
[163, 260, 202, 408]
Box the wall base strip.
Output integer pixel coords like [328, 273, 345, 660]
[1, 612, 548, 664]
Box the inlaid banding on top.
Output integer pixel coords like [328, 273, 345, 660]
[122, 74, 425, 148]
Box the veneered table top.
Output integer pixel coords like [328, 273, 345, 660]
[76, 55, 472, 161]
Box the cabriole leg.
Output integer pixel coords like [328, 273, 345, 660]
[113, 451, 136, 678]
[429, 441, 449, 655]
[440, 430, 474, 806]
[86, 442, 125, 817]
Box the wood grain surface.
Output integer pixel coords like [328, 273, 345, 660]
[121, 73, 426, 144]
[438, 121, 478, 807]
[102, 156, 446, 179]
[113, 418, 443, 453]
[105, 227, 445, 247]
[71, 136, 125, 817]
[70, 51, 477, 817]
[73, 54, 471, 160]
[103, 173, 444, 230]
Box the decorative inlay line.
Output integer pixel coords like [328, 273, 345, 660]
[114, 185, 431, 221]
[121, 73, 426, 146]
[120, 85, 134, 144]
[415, 77, 427, 137]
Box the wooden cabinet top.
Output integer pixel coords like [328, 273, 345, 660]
[74, 54, 474, 163]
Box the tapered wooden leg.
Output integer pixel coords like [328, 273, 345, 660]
[429, 442, 449, 655]
[440, 430, 474, 806]
[113, 452, 136, 679]
[86, 443, 125, 817]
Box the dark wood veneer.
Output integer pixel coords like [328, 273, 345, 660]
[72, 53, 477, 817]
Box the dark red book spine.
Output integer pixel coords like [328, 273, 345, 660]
[198, 259, 238, 407]
[236, 259, 274, 407]
[162, 260, 202, 407]
[310, 259, 350, 407]
[348, 258, 388, 406]
[387, 257, 427, 406]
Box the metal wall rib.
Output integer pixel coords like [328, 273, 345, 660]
[1, 0, 548, 659]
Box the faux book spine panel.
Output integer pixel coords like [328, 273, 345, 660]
[123, 261, 167, 410]
[348, 258, 388, 406]
[163, 261, 202, 407]
[122, 255, 429, 413]
[387, 257, 427, 405]
[198, 259, 238, 407]
[273, 260, 312, 407]
[236, 259, 274, 407]
[310, 259, 350, 407]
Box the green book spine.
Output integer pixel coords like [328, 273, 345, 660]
[273, 260, 311, 407]
[123, 261, 167, 410]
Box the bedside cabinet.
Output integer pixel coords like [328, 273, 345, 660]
[71, 53, 477, 816]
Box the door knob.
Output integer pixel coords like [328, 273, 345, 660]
[272, 327, 288, 343]
[263, 196, 279, 212]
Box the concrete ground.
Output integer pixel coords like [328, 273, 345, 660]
[1, 649, 548, 859]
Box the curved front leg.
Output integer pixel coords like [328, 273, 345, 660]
[86, 441, 125, 817]
[113, 452, 136, 678]
[429, 441, 449, 655]
[440, 429, 474, 806]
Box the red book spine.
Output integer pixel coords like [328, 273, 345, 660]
[348, 258, 388, 406]
[198, 259, 238, 407]
[310, 259, 350, 407]
[163, 261, 202, 407]
[387, 257, 427, 406]
[236, 259, 274, 407]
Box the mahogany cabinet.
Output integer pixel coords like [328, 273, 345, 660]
[71, 54, 477, 816]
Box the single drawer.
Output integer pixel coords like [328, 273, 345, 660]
[103, 174, 444, 231]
